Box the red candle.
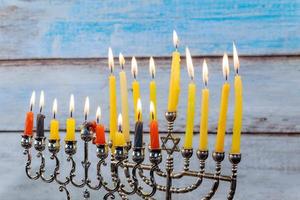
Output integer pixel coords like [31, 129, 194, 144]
[150, 120, 159, 149]
[95, 124, 106, 145]
[149, 101, 159, 149]
[24, 111, 34, 136]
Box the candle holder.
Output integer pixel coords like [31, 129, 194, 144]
[21, 111, 241, 200]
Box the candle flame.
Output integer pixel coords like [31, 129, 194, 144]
[131, 56, 138, 78]
[69, 94, 75, 117]
[108, 47, 114, 73]
[137, 98, 142, 120]
[185, 47, 194, 80]
[149, 57, 156, 78]
[96, 106, 101, 123]
[202, 59, 209, 86]
[233, 42, 240, 74]
[39, 90, 44, 112]
[119, 53, 125, 68]
[52, 98, 57, 118]
[222, 53, 230, 80]
[30, 91, 36, 110]
[173, 30, 179, 48]
[84, 96, 89, 119]
[150, 101, 155, 120]
[118, 113, 123, 132]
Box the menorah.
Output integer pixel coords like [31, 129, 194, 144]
[21, 111, 241, 200]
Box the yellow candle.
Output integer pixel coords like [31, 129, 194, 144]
[167, 30, 181, 112]
[149, 57, 157, 120]
[108, 48, 118, 144]
[119, 53, 130, 142]
[131, 57, 142, 121]
[199, 60, 209, 151]
[115, 114, 126, 147]
[49, 98, 60, 140]
[215, 53, 230, 153]
[231, 44, 243, 154]
[183, 47, 196, 149]
[65, 95, 76, 141]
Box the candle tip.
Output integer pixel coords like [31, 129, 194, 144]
[233, 42, 240, 74]
[149, 57, 156, 79]
[202, 59, 209, 86]
[185, 47, 194, 80]
[131, 56, 138, 79]
[108, 47, 114, 73]
[30, 91, 36, 111]
[96, 106, 101, 123]
[173, 30, 179, 49]
[118, 113, 123, 132]
[150, 101, 155, 120]
[84, 96, 89, 120]
[222, 53, 230, 81]
[137, 98, 142, 121]
[52, 98, 57, 118]
[119, 52, 125, 69]
[39, 90, 44, 113]
[69, 94, 75, 117]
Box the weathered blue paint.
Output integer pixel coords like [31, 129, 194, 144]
[0, 0, 300, 58]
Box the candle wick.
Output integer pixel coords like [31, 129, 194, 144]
[204, 81, 208, 88]
[134, 73, 136, 80]
[152, 73, 155, 79]
[110, 67, 113, 74]
[121, 64, 124, 70]
[85, 114, 87, 121]
[53, 113, 56, 119]
[97, 118, 99, 124]
[70, 111, 73, 118]
[30, 105, 33, 111]
[236, 68, 239, 75]
[39, 106, 42, 113]
[152, 112, 154, 121]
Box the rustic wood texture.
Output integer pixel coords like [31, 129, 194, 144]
[0, 0, 300, 58]
[0, 57, 299, 133]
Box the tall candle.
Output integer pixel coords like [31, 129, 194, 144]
[183, 48, 196, 149]
[131, 57, 142, 122]
[36, 91, 45, 138]
[49, 98, 60, 140]
[24, 91, 35, 136]
[108, 48, 118, 145]
[215, 53, 230, 153]
[134, 99, 143, 148]
[149, 57, 157, 120]
[94, 106, 106, 145]
[115, 114, 126, 147]
[149, 101, 159, 149]
[65, 94, 76, 141]
[167, 30, 181, 112]
[119, 53, 130, 142]
[231, 43, 243, 154]
[199, 60, 209, 151]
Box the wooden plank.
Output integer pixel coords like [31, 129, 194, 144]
[0, 1, 300, 58]
[0, 56, 299, 133]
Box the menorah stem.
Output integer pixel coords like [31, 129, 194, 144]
[227, 154, 241, 200]
[165, 155, 173, 200]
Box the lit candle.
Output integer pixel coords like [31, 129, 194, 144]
[94, 106, 106, 145]
[84, 96, 89, 121]
[149, 101, 159, 149]
[134, 99, 143, 148]
[149, 57, 157, 120]
[215, 53, 230, 153]
[183, 48, 196, 149]
[231, 43, 243, 154]
[167, 30, 181, 112]
[65, 94, 76, 141]
[108, 48, 118, 145]
[131, 57, 142, 121]
[49, 98, 60, 140]
[23, 91, 35, 136]
[36, 91, 45, 138]
[199, 60, 209, 151]
[115, 114, 126, 147]
[119, 53, 130, 142]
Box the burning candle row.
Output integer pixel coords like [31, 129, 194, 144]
[23, 30, 242, 154]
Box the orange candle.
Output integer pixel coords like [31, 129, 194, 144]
[94, 106, 106, 145]
[24, 91, 35, 136]
[149, 101, 159, 149]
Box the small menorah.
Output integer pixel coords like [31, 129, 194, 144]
[21, 111, 241, 200]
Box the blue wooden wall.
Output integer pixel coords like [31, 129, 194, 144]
[0, 0, 300, 58]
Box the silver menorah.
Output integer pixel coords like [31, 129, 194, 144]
[21, 111, 241, 200]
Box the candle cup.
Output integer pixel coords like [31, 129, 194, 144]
[212, 151, 225, 162]
[229, 153, 242, 165]
[65, 141, 77, 156]
[34, 136, 46, 152]
[80, 123, 93, 142]
[149, 148, 162, 165]
[21, 135, 33, 149]
[96, 144, 108, 160]
[132, 147, 145, 164]
[48, 139, 60, 154]
[114, 146, 126, 161]
[165, 111, 177, 122]
[181, 148, 193, 159]
[196, 150, 209, 161]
